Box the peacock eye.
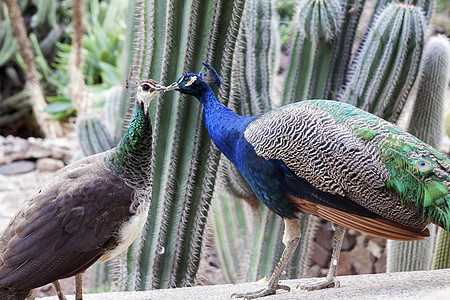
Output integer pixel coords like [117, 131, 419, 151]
[184, 76, 191, 82]
[142, 84, 151, 92]
[416, 160, 431, 171]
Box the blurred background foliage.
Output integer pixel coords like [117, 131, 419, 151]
[0, 0, 126, 136]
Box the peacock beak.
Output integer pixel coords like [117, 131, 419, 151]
[165, 81, 180, 91]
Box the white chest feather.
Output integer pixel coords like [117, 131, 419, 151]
[98, 206, 148, 263]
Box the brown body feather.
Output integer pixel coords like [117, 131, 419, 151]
[0, 153, 135, 293]
[285, 194, 429, 241]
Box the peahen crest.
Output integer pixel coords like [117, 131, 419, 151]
[199, 62, 221, 88]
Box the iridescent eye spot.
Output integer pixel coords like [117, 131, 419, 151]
[416, 160, 431, 171]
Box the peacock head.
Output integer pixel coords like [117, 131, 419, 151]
[137, 79, 166, 111]
[166, 62, 221, 99]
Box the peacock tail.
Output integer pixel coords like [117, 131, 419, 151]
[245, 100, 450, 231]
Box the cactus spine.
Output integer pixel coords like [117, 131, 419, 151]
[408, 35, 450, 149]
[338, 3, 426, 123]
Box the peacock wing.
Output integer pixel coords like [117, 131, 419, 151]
[244, 100, 449, 233]
[0, 153, 135, 290]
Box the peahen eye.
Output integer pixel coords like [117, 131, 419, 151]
[142, 84, 151, 91]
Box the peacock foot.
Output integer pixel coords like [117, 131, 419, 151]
[300, 276, 340, 291]
[231, 283, 290, 299]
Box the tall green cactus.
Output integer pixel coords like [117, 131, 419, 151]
[324, 0, 365, 100]
[211, 0, 285, 284]
[411, 34, 450, 271]
[338, 2, 426, 123]
[77, 0, 247, 291]
[298, 0, 343, 99]
[387, 33, 450, 274]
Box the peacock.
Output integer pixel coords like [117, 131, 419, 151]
[166, 63, 450, 299]
[0, 80, 164, 300]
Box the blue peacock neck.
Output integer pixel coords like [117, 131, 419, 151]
[196, 85, 255, 165]
[104, 102, 153, 189]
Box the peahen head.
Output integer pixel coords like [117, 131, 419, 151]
[166, 62, 221, 102]
[136, 79, 166, 112]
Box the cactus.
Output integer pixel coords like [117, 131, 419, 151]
[76, 115, 115, 156]
[281, 0, 348, 105]
[296, 0, 343, 99]
[408, 35, 450, 149]
[211, 0, 286, 284]
[76, 0, 247, 291]
[387, 35, 450, 273]
[386, 234, 436, 272]
[371, 0, 434, 24]
[338, 3, 426, 123]
[412, 34, 450, 270]
[433, 230, 450, 269]
[324, 0, 365, 99]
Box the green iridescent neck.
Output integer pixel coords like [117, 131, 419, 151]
[104, 102, 153, 188]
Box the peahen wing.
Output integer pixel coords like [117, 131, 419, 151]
[244, 100, 449, 237]
[0, 153, 136, 290]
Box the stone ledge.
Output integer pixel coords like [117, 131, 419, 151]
[39, 269, 450, 299]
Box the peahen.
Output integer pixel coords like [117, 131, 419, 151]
[166, 63, 450, 298]
[0, 80, 164, 300]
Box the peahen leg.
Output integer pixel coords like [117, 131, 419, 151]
[75, 273, 83, 300]
[52, 280, 67, 300]
[231, 218, 300, 299]
[301, 223, 346, 291]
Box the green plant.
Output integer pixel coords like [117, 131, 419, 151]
[337, 2, 426, 123]
[386, 34, 450, 274]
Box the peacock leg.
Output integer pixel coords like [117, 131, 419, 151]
[75, 273, 83, 300]
[231, 218, 300, 299]
[52, 280, 67, 300]
[301, 223, 346, 291]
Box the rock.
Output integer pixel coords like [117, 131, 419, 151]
[351, 246, 374, 274]
[0, 135, 76, 165]
[347, 229, 358, 236]
[310, 241, 331, 268]
[315, 222, 333, 251]
[0, 160, 35, 175]
[342, 231, 356, 251]
[367, 236, 387, 247]
[367, 239, 383, 259]
[0, 136, 32, 164]
[0, 175, 14, 191]
[355, 234, 367, 247]
[375, 249, 387, 273]
[305, 264, 321, 278]
[36, 158, 65, 172]
[337, 251, 353, 276]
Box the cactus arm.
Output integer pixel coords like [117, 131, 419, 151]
[338, 3, 425, 123]
[324, 0, 365, 100]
